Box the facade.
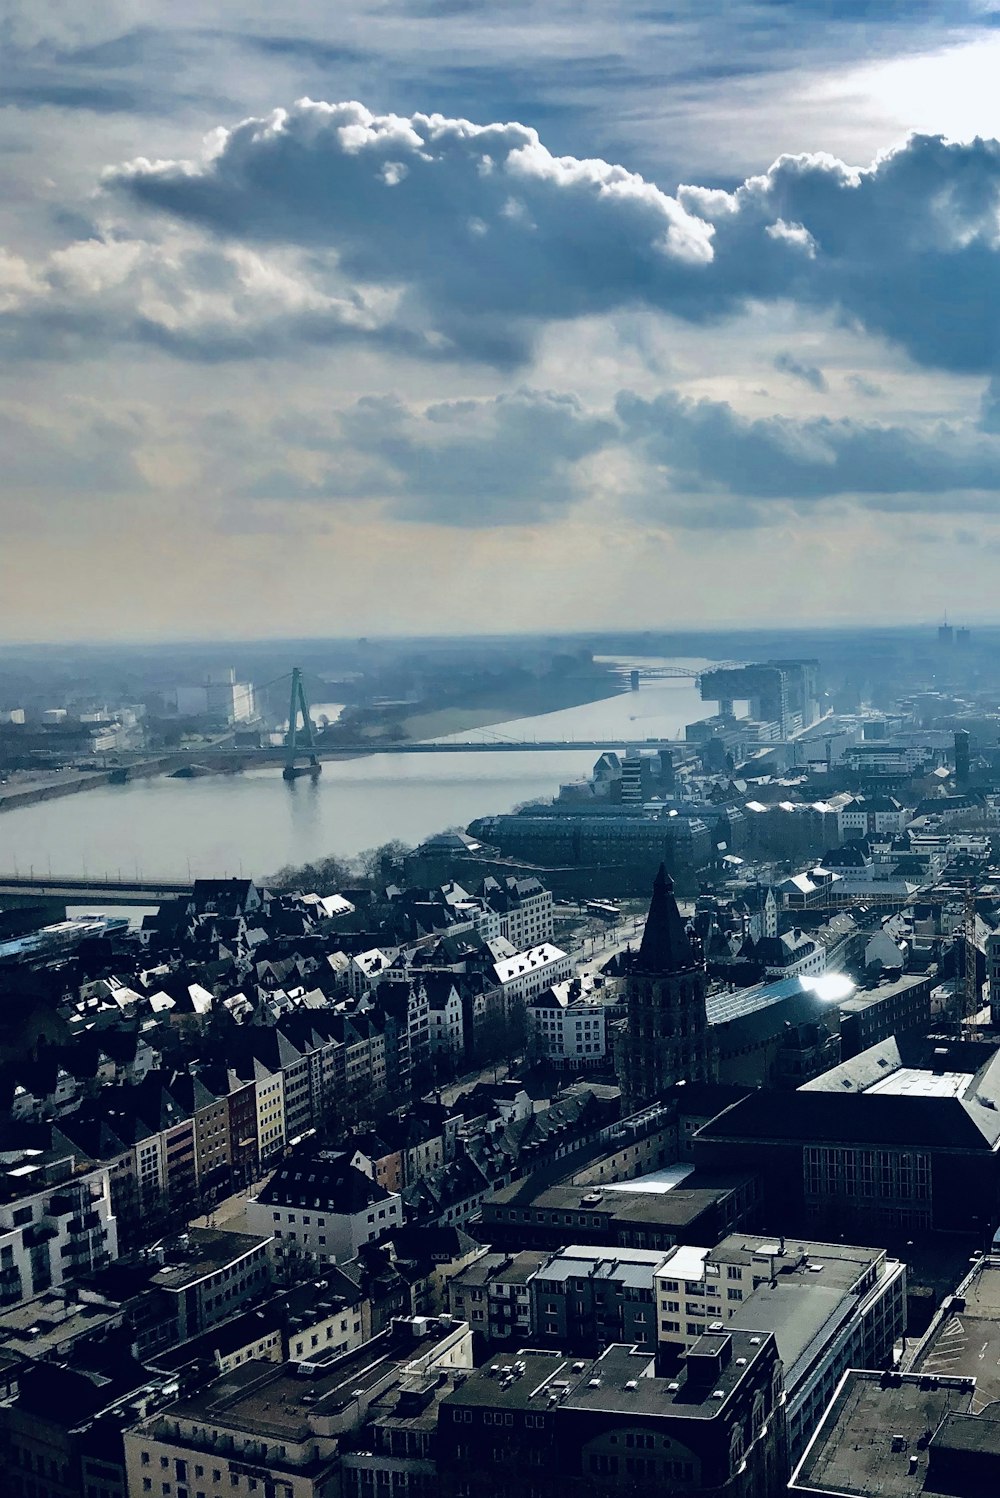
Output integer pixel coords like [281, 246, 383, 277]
[125, 1316, 473, 1498]
[0, 1150, 118, 1309]
[616, 866, 713, 1113]
[526, 979, 608, 1069]
[447, 1250, 545, 1345]
[436, 1334, 787, 1498]
[527, 1245, 665, 1354]
[248, 1150, 404, 1265]
[695, 1037, 1000, 1239]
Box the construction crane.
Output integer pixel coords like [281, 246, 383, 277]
[283, 667, 321, 781]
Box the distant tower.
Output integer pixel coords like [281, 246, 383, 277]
[616, 865, 713, 1111]
[283, 667, 321, 781]
[938, 618, 954, 647]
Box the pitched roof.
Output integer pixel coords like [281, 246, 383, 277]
[635, 864, 696, 974]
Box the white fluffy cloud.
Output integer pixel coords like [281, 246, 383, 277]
[90, 104, 1000, 377]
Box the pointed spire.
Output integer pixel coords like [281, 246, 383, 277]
[635, 863, 696, 973]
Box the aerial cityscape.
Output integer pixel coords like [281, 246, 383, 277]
[4, 4, 1000, 1498]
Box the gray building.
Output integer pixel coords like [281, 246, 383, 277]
[527, 1244, 664, 1355]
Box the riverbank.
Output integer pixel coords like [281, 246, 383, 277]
[0, 756, 181, 813]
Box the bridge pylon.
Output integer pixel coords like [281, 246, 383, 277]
[283, 668, 321, 781]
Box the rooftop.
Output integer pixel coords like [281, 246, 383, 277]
[152, 1316, 466, 1445]
[534, 1246, 670, 1289]
[913, 1258, 1000, 1413]
[790, 1370, 974, 1496]
[151, 1228, 271, 1292]
[444, 1332, 773, 1421]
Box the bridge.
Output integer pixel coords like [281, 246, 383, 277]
[0, 875, 193, 906]
[189, 736, 684, 767]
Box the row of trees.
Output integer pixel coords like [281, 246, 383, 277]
[268, 840, 412, 894]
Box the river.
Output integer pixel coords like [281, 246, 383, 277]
[1, 659, 722, 883]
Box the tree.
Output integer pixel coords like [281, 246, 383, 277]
[268, 854, 355, 894]
[356, 840, 412, 885]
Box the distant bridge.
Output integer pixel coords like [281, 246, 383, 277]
[0, 875, 192, 906]
[192, 737, 685, 766]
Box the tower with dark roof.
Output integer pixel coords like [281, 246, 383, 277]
[616, 864, 713, 1110]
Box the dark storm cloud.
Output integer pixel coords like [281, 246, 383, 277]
[106, 103, 1000, 374]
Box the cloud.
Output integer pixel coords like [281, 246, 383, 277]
[0, 234, 435, 363]
[94, 102, 1000, 375]
[247, 387, 617, 525]
[847, 372, 883, 397]
[774, 351, 827, 390]
[618, 388, 1000, 508]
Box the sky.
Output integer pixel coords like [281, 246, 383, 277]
[3, 0, 1000, 641]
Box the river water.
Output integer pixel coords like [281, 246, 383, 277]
[1, 659, 719, 882]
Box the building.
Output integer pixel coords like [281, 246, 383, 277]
[247, 1149, 404, 1265]
[706, 973, 845, 1090]
[838, 795, 909, 840]
[527, 1245, 665, 1355]
[480, 1168, 758, 1254]
[0, 1148, 118, 1309]
[447, 1250, 545, 1345]
[837, 969, 933, 1059]
[147, 1227, 274, 1341]
[124, 1315, 473, 1498]
[526, 979, 608, 1070]
[700, 1237, 904, 1462]
[436, 1333, 788, 1498]
[695, 1037, 1000, 1240]
[615, 865, 713, 1113]
[493, 944, 573, 1006]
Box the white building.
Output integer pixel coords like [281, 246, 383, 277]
[838, 795, 909, 840]
[527, 978, 608, 1068]
[424, 976, 465, 1062]
[493, 943, 573, 1005]
[0, 1151, 118, 1308]
[349, 947, 397, 998]
[470, 876, 555, 951]
[248, 1153, 403, 1265]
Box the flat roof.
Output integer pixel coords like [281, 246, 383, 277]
[446, 1334, 772, 1421]
[913, 1258, 1000, 1413]
[729, 1280, 856, 1387]
[790, 1370, 974, 1496]
[151, 1228, 271, 1291]
[610, 1164, 695, 1195]
[0, 1294, 120, 1357]
[159, 1319, 463, 1443]
[655, 1246, 710, 1283]
[865, 1067, 973, 1099]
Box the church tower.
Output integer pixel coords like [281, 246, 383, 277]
[616, 864, 713, 1111]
